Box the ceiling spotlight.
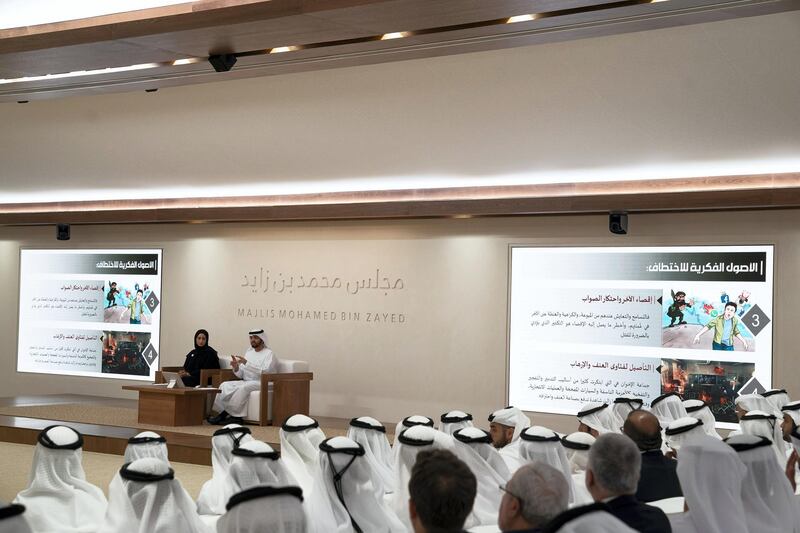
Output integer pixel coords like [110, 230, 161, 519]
[270, 46, 299, 54]
[507, 14, 537, 23]
[381, 31, 410, 40]
[172, 58, 201, 66]
[208, 54, 237, 72]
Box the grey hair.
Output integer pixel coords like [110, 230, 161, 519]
[507, 462, 569, 526]
[587, 433, 641, 494]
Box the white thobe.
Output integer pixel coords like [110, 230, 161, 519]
[213, 348, 277, 417]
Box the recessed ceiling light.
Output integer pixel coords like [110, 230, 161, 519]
[507, 14, 537, 24]
[172, 58, 201, 66]
[270, 46, 299, 53]
[381, 31, 410, 40]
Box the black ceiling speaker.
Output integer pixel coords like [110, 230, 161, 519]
[609, 212, 628, 235]
[56, 223, 71, 241]
[208, 54, 237, 72]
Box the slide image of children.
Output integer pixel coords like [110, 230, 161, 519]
[103, 282, 152, 325]
[661, 289, 755, 351]
[693, 302, 748, 351]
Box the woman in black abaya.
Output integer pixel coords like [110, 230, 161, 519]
[178, 329, 220, 387]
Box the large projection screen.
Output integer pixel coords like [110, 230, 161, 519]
[509, 245, 773, 427]
[17, 249, 162, 381]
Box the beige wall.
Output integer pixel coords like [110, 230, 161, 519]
[1, 209, 798, 434]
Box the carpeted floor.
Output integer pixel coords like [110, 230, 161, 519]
[0, 403, 350, 441]
[0, 441, 211, 503]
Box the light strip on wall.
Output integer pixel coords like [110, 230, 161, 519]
[2, 159, 800, 206]
[0, 63, 162, 85]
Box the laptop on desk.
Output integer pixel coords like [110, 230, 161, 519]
[159, 371, 187, 388]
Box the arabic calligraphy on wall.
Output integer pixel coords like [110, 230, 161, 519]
[240, 268, 405, 296]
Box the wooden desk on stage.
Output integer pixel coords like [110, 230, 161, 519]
[122, 385, 219, 426]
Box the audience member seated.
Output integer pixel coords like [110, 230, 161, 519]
[393, 425, 456, 529]
[454, 427, 510, 481]
[664, 417, 706, 454]
[439, 410, 474, 435]
[585, 433, 671, 533]
[649, 393, 687, 427]
[668, 435, 748, 533]
[346, 416, 395, 493]
[682, 400, 721, 439]
[208, 328, 277, 425]
[307, 436, 405, 533]
[13, 425, 107, 533]
[518, 427, 575, 505]
[124, 431, 169, 463]
[763, 388, 791, 417]
[197, 424, 253, 516]
[217, 486, 306, 533]
[623, 410, 682, 503]
[612, 398, 643, 428]
[408, 449, 476, 533]
[734, 392, 772, 419]
[560, 432, 595, 505]
[739, 410, 786, 466]
[395, 415, 435, 444]
[100, 458, 209, 533]
[781, 401, 800, 442]
[226, 440, 297, 493]
[178, 328, 220, 387]
[576, 403, 617, 436]
[725, 434, 800, 533]
[788, 427, 800, 490]
[0, 501, 33, 533]
[449, 429, 507, 526]
[488, 406, 531, 471]
[279, 414, 326, 498]
[498, 462, 569, 533]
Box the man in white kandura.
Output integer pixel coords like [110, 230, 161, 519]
[208, 329, 277, 425]
[13, 425, 107, 533]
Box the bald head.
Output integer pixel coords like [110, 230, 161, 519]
[623, 410, 662, 451]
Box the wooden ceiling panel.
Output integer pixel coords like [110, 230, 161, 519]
[305, 0, 617, 34]
[0, 40, 180, 77]
[0, 0, 797, 100]
[117, 13, 376, 57]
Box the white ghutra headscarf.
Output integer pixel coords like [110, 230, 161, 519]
[307, 436, 405, 533]
[577, 403, 618, 434]
[197, 424, 253, 515]
[124, 431, 169, 463]
[346, 417, 395, 493]
[668, 435, 748, 533]
[280, 415, 326, 498]
[100, 458, 210, 533]
[650, 393, 688, 426]
[683, 400, 722, 439]
[725, 434, 800, 533]
[393, 415, 434, 445]
[217, 486, 307, 533]
[739, 410, 786, 467]
[518, 426, 575, 504]
[13, 425, 107, 533]
[439, 410, 474, 435]
[226, 440, 298, 494]
[453, 427, 510, 481]
[665, 417, 707, 451]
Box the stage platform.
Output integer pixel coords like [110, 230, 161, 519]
[0, 394, 387, 466]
